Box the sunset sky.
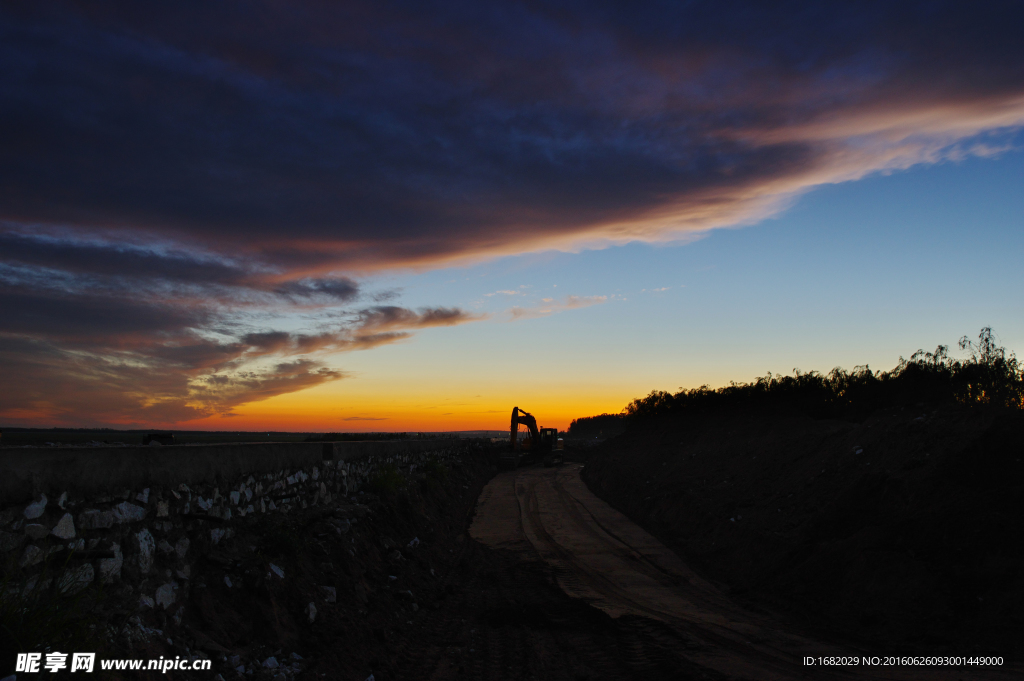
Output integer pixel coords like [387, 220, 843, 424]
[2, 2, 1023, 432]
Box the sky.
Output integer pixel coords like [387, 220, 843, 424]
[2, 1, 1023, 432]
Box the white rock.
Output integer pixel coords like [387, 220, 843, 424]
[67, 538, 85, 550]
[136, 488, 150, 504]
[59, 563, 95, 595]
[175, 537, 190, 559]
[269, 563, 285, 579]
[245, 505, 255, 515]
[155, 582, 177, 608]
[158, 539, 174, 554]
[156, 500, 170, 517]
[139, 594, 155, 609]
[320, 586, 336, 603]
[176, 565, 190, 580]
[312, 466, 319, 481]
[244, 487, 253, 502]
[100, 543, 123, 583]
[230, 491, 240, 505]
[307, 602, 317, 623]
[136, 529, 155, 573]
[24, 494, 47, 519]
[263, 657, 279, 669]
[196, 497, 213, 511]
[286, 475, 297, 485]
[20, 544, 43, 567]
[57, 491, 67, 509]
[224, 575, 233, 588]
[112, 501, 147, 524]
[51, 513, 75, 540]
[211, 528, 226, 545]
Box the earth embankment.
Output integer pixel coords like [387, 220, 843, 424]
[580, 406, 1024, 659]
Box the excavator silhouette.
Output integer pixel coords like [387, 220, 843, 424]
[500, 406, 563, 469]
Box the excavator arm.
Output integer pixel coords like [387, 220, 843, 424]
[510, 406, 540, 451]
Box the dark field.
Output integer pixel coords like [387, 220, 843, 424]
[0, 430, 489, 448]
[581, 405, 1024, 660]
[0, 430, 314, 447]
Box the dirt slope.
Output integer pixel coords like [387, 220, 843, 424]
[580, 405, 1024, 659]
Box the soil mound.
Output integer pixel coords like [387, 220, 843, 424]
[581, 405, 1024, 658]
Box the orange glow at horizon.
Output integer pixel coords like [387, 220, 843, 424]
[178, 383, 631, 433]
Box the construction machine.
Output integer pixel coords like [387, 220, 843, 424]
[500, 406, 564, 469]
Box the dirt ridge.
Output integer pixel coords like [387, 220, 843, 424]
[580, 405, 1024, 661]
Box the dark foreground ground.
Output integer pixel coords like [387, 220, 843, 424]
[97, 452, 700, 681]
[34, 406, 1021, 680]
[581, 405, 1024, 663]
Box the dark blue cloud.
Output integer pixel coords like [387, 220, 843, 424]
[1, 1, 1020, 268]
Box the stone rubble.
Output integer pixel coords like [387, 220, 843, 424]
[24, 523, 49, 540]
[135, 528, 156, 573]
[58, 563, 94, 595]
[155, 582, 177, 608]
[50, 512, 76, 539]
[23, 494, 47, 519]
[1, 439, 471, 678]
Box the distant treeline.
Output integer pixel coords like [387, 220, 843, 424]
[624, 328, 1024, 423]
[304, 432, 454, 442]
[567, 413, 627, 439]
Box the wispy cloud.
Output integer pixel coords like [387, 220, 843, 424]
[508, 295, 608, 321]
[0, 243, 486, 425]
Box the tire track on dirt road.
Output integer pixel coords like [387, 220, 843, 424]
[470, 464, 1018, 681]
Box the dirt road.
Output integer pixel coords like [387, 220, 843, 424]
[469, 464, 1017, 681]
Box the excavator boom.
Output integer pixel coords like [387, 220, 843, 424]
[510, 406, 540, 451]
[501, 406, 562, 469]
